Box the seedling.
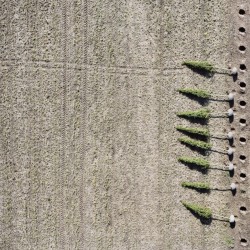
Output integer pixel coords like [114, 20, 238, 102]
[181, 201, 236, 224]
[182, 181, 236, 192]
[182, 60, 238, 75]
[178, 156, 210, 169]
[178, 88, 234, 101]
[176, 126, 234, 140]
[182, 61, 215, 74]
[176, 126, 210, 137]
[178, 157, 234, 172]
[181, 201, 212, 219]
[179, 137, 234, 155]
[178, 137, 212, 150]
[177, 108, 234, 119]
[224, 236, 234, 248]
[177, 109, 210, 120]
[178, 88, 211, 99]
[181, 181, 210, 190]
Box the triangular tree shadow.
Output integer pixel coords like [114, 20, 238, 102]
[180, 92, 209, 106]
[179, 142, 208, 156]
[186, 66, 215, 78]
[182, 117, 209, 125]
[180, 161, 208, 174]
[188, 209, 212, 225]
[184, 186, 211, 194]
[177, 130, 209, 142]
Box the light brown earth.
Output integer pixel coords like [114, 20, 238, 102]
[0, 0, 249, 249]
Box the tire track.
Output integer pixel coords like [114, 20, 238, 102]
[30, 2, 40, 248]
[124, 1, 138, 248]
[2, 2, 17, 249]
[59, 0, 68, 249]
[79, 0, 88, 248]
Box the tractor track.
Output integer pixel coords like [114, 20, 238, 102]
[79, 0, 88, 248]
[59, 0, 68, 249]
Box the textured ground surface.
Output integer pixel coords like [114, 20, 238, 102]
[0, 0, 249, 249]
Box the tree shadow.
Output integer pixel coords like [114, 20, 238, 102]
[211, 218, 235, 228]
[232, 189, 236, 196]
[186, 66, 214, 78]
[180, 116, 209, 125]
[228, 138, 234, 146]
[210, 116, 234, 123]
[212, 188, 236, 196]
[232, 73, 238, 82]
[177, 130, 209, 142]
[209, 167, 234, 177]
[229, 99, 234, 108]
[209, 99, 234, 109]
[179, 142, 208, 156]
[210, 131, 234, 144]
[229, 169, 234, 177]
[209, 98, 227, 103]
[229, 115, 234, 123]
[179, 93, 209, 106]
[208, 149, 234, 161]
[187, 209, 212, 225]
[183, 186, 211, 194]
[230, 221, 236, 228]
[180, 161, 208, 174]
[209, 149, 227, 155]
[209, 167, 228, 171]
[228, 154, 234, 161]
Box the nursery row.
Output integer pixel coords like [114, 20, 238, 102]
[177, 60, 236, 225]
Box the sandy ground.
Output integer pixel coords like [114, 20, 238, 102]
[0, 0, 249, 249]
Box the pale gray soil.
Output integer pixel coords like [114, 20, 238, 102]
[0, 0, 249, 249]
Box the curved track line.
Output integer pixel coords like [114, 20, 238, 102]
[79, 0, 88, 248]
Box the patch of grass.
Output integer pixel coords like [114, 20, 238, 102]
[178, 88, 211, 99]
[181, 201, 212, 219]
[178, 137, 212, 150]
[181, 181, 210, 190]
[177, 109, 210, 120]
[176, 126, 210, 137]
[178, 156, 210, 169]
[224, 236, 234, 248]
[182, 60, 215, 73]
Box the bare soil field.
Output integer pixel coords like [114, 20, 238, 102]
[1, 0, 249, 249]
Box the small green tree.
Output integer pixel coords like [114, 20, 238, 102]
[176, 126, 210, 137]
[181, 181, 210, 190]
[178, 137, 212, 150]
[182, 60, 238, 76]
[181, 201, 212, 219]
[182, 61, 214, 73]
[178, 88, 211, 99]
[177, 109, 210, 119]
[178, 156, 210, 169]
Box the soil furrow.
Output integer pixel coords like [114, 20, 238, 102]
[79, 0, 88, 248]
[59, 0, 68, 249]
